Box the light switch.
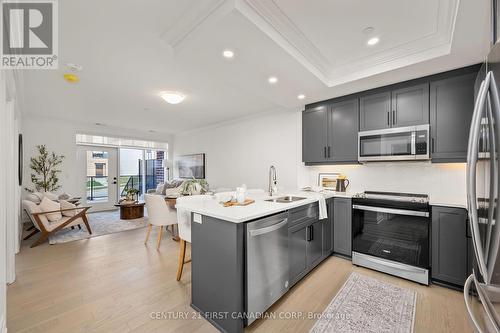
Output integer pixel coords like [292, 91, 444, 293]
[193, 213, 202, 224]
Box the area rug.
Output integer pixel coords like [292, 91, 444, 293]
[48, 210, 147, 244]
[310, 272, 416, 333]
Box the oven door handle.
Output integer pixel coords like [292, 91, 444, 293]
[352, 204, 429, 217]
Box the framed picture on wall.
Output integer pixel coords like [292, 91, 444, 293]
[318, 173, 339, 191]
[177, 153, 206, 179]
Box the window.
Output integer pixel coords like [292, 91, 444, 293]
[95, 163, 105, 177]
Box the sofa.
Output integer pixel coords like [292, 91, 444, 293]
[147, 179, 186, 197]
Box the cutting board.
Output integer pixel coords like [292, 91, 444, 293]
[222, 199, 255, 207]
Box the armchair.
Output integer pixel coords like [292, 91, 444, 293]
[22, 200, 92, 247]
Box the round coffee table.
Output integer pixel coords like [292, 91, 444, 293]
[114, 202, 145, 220]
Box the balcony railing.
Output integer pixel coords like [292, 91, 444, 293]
[87, 173, 163, 202]
[86, 176, 109, 201]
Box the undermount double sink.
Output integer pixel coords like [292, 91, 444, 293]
[264, 196, 307, 203]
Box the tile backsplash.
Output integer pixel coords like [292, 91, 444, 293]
[299, 162, 466, 206]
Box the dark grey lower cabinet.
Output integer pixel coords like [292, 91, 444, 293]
[333, 198, 352, 257]
[307, 220, 323, 267]
[288, 201, 334, 286]
[431, 206, 468, 286]
[289, 222, 308, 285]
[322, 199, 334, 256]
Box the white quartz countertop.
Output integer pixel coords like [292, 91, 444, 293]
[175, 190, 353, 223]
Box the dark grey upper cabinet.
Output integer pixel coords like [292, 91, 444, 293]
[430, 72, 476, 162]
[329, 99, 359, 162]
[359, 84, 429, 131]
[391, 83, 429, 127]
[431, 206, 468, 286]
[359, 91, 391, 131]
[333, 198, 352, 257]
[302, 107, 328, 163]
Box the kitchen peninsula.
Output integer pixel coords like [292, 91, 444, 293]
[176, 191, 352, 333]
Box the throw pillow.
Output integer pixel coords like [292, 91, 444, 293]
[33, 192, 45, 202]
[25, 193, 41, 204]
[43, 191, 58, 201]
[155, 182, 165, 194]
[58, 192, 70, 200]
[60, 200, 77, 217]
[39, 197, 62, 222]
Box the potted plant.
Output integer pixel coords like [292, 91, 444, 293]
[181, 178, 209, 196]
[123, 188, 139, 204]
[26, 145, 65, 193]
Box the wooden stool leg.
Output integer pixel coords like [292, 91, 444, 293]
[156, 226, 163, 250]
[176, 239, 186, 281]
[144, 224, 152, 244]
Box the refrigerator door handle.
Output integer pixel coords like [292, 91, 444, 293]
[485, 73, 500, 282]
[467, 72, 492, 280]
[484, 93, 497, 264]
[464, 275, 487, 333]
[464, 274, 500, 333]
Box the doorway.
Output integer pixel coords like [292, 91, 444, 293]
[83, 147, 118, 211]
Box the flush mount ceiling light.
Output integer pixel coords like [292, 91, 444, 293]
[297, 94, 306, 100]
[160, 91, 186, 104]
[367, 37, 380, 46]
[222, 49, 234, 58]
[268, 76, 278, 84]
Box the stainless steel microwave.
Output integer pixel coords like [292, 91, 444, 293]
[358, 124, 430, 162]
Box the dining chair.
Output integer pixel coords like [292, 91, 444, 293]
[144, 194, 177, 250]
[176, 195, 192, 281]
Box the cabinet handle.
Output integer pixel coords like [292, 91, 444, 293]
[387, 112, 390, 125]
[393, 110, 396, 125]
[310, 225, 314, 241]
[431, 138, 435, 154]
[324, 146, 327, 158]
[328, 146, 331, 158]
[307, 225, 314, 242]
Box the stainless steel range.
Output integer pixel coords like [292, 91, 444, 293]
[352, 191, 430, 285]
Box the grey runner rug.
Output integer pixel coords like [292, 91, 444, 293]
[310, 272, 416, 333]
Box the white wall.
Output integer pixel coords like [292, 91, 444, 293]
[0, 69, 22, 333]
[174, 109, 467, 206]
[174, 109, 301, 191]
[22, 115, 174, 199]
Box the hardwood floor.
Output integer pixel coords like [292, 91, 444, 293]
[8, 226, 471, 332]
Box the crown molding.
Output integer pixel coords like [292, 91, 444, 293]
[161, 0, 234, 51]
[162, 0, 460, 87]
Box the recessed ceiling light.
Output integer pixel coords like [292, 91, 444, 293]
[297, 94, 306, 100]
[222, 49, 234, 58]
[367, 37, 380, 46]
[160, 91, 186, 104]
[268, 76, 278, 84]
[94, 122, 106, 126]
[362, 27, 375, 34]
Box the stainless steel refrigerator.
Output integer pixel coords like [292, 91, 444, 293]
[464, 40, 500, 332]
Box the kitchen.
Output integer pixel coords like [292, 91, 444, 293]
[175, 60, 482, 332]
[5, 1, 497, 333]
